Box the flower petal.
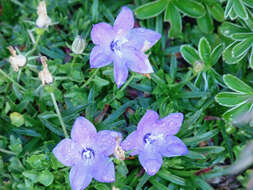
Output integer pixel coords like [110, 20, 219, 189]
[137, 110, 159, 134]
[125, 28, 161, 51]
[155, 113, 184, 136]
[93, 155, 115, 183]
[90, 46, 112, 68]
[91, 23, 115, 46]
[71, 117, 97, 146]
[53, 139, 82, 167]
[159, 136, 188, 157]
[122, 48, 153, 73]
[139, 148, 163, 176]
[121, 130, 141, 155]
[113, 56, 128, 88]
[69, 162, 93, 190]
[114, 6, 134, 36]
[96, 130, 122, 156]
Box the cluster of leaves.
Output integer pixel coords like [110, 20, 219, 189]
[0, 0, 252, 190]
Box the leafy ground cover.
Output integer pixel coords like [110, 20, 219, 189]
[0, 0, 253, 189]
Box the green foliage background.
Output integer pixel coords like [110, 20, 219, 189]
[0, 0, 252, 189]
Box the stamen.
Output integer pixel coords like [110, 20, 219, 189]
[81, 148, 95, 160]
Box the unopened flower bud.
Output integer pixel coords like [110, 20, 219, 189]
[193, 61, 205, 73]
[8, 46, 26, 72]
[36, 1, 51, 28]
[71, 35, 86, 54]
[114, 136, 125, 160]
[39, 56, 53, 85]
[112, 186, 120, 190]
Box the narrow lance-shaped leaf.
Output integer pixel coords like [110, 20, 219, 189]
[225, 0, 233, 18]
[174, 0, 205, 18]
[219, 22, 249, 38]
[135, 0, 168, 19]
[180, 45, 200, 65]
[223, 74, 253, 94]
[250, 49, 253, 69]
[215, 92, 250, 107]
[223, 101, 253, 120]
[198, 37, 211, 64]
[231, 32, 253, 40]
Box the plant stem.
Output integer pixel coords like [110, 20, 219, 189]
[81, 69, 99, 88]
[0, 148, 16, 155]
[0, 69, 26, 91]
[109, 74, 136, 104]
[50, 92, 69, 138]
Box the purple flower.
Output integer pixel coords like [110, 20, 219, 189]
[90, 6, 161, 88]
[53, 117, 122, 190]
[121, 110, 188, 176]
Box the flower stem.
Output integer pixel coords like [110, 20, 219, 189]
[0, 148, 16, 155]
[109, 74, 136, 104]
[0, 69, 26, 91]
[50, 92, 69, 138]
[81, 69, 99, 88]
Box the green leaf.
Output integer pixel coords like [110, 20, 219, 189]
[231, 32, 253, 40]
[180, 45, 200, 65]
[183, 129, 219, 145]
[223, 74, 253, 94]
[193, 176, 214, 190]
[250, 49, 253, 69]
[157, 170, 186, 186]
[198, 37, 211, 63]
[209, 43, 224, 66]
[219, 22, 248, 38]
[38, 170, 54, 186]
[225, 0, 233, 18]
[215, 92, 250, 107]
[233, 0, 248, 19]
[232, 38, 253, 58]
[244, 0, 253, 8]
[208, 2, 224, 22]
[174, 0, 205, 18]
[135, 0, 168, 19]
[149, 177, 169, 190]
[223, 42, 245, 64]
[94, 184, 110, 190]
[23, 170, 39, 183]
[165, 2, 182, 38]
[223, 101, 253, 119]
[92, 76, 109, 87]
[10, 112, 24, 127]
[191, 146, 225, 154]
[197, 11, 214, 34]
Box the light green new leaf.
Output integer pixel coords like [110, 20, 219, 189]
[233, 0, 248, 19]
[180, 45, 200, 65]
[174, 0, 205, 18]
[135, 0, 168, 19]
[38, 170, 54, 186]
[223, 74, 253, 94]
[215, 92, 250, 107]
[198, 37, 211, 63]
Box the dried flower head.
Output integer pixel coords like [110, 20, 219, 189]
[121, 110, 188, 176]
[114, 136, 125, 160]
[90, 6, 161, 88]
[38, 56, 53, 85]
[8, 46, 26, 72]
[71, 35, 86, 54]
[53, 117, 122, 190]
[36, 1, 51, 28]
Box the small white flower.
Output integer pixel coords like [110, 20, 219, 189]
[114, 136, 125, 160]
[71, 35, 86, 54]
[39, 56, 53, 85]
[36, 1, 51, 28]
[8, 46, 26, 72]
